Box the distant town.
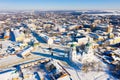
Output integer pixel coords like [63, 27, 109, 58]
[0, 10, 120, 80]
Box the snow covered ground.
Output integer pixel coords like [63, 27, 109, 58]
[65, 69, 114, 80]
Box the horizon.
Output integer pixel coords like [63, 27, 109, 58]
[0, 8, 120, 12]
[0, 0, 120, 10]
[0, 9, 120, 12]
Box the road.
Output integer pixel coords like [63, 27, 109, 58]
[0, 43, 69, 69]
[0, 46, 47, 69]
[0, 53, 44, 69]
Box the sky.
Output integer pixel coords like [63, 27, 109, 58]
[0, 0, 120, 10]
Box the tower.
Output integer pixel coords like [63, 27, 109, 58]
[69, 44, 77, 61]
[107, 23, 113, 33]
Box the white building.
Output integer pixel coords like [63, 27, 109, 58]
[4, 28, 10, 39]
[40, 34, 53, 45]
[13, 29, 25, 42]
[19, 46, 34, 58]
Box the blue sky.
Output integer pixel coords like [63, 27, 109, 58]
[0, 0, 119, 10]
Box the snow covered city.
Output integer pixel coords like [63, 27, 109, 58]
[0, 0, 120, 80]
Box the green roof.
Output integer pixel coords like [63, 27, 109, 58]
[86, 42, 92, 47]
[71, 43, 76, 47]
